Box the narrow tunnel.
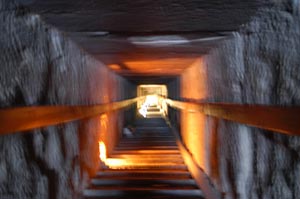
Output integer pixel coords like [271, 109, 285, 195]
[1, 0, 300, 199]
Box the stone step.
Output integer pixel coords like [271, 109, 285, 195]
[119, 138, 176, 142]
[111, 149, 180, 155]
[106, 158, 185, 165]
[96, 170, 191, 180]
[115, 146, 179, 150]
[147, 107, 161, 111]
[117, 142, 177, 147]
[135, 127, 171, 133]
[108, 155, 184, 162]
[102, 164, 187, 170]
[109, 153, 182, 159]
[120, 138, 176, 142]
[146, 113, 164, 118]
[129, 134, 173, 138]
[90, 178, 196, 186]
[90, 178, 197, 187]
[83, 118, 203, 199]
[85, 195, 204, 199]
[84, 188, 204, 198]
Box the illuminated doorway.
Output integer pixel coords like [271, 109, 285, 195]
[137, 85, 168, 118]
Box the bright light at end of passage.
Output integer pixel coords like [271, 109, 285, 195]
[138, 95, 159, 118]
[146, 95, 159, 106]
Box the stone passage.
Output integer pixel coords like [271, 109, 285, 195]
[83, 118, 204, 199]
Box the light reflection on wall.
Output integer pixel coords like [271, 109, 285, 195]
[181, 111, 206, 170]
[180, 58, 210, 173]
[98, 141, 142, 169]
[123, 58, 196, 75]
[99, 113, 109, 154]
[108, 64, 121, 70]
[100, 114, 108, 131]
[80, 64, 122, 177]
[99, 141, 107, 162]
[99, 141, 127, 168]
[99, 113, 119, 156]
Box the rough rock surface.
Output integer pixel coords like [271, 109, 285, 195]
[175, 1, 300, 199]
[1, 0, 300, 198]
[22, 0, 271, 76]
[203, 1, 300, 198]
[0, 1, 133, 199]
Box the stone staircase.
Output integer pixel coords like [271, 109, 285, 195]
[84, 118, 205, 199]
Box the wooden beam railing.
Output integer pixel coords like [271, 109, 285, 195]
[177, 137, 221, 199]
[5, 95, 296, 136]
[164, 118, 221, 199]
[0, 97, 144, 135]
[164, 99, 300, 199]
[165, 98, 300, 136]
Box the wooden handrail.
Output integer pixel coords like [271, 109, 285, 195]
[165, 99, 300, 198]
[177, 138, 221, 199]
[2, 95, 299, 136]
[164, 119, 221, 199]
[0, 97, 144, 135]
[165, 98, 300, 136]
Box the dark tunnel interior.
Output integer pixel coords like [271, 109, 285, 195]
[1, 0, 300, 199]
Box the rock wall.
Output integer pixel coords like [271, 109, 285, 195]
[206, 2, 300, 199]
[0, 2, 134, 198]
[180, 58, 209, 171]
[180, 1, 300, 198]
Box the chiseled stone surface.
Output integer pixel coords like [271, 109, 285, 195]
[177, 1, 300, 198]
[1, 0, 300, 198]
[27, 0, 268, 33]
[202, 1, 300, 198]
[24, 0, 270, 75]
[0, 2, 133, 198]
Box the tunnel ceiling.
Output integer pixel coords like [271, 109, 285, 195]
[28, 0, 269, 77]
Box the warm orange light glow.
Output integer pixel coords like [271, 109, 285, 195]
[99, 141, 107, 162]
[100, 114, 108, 130]
[108, 64, 121, 70]
[99, 141, 131, 169]
[98, 141, 183, 169]
[105, 158, 128, 168]
[123, 58, 197, 75]
[182, 112, 206, 169]
[181, 58, 207, 98]
[103, 156, 183, 169]
[180, 58, 209, 173]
